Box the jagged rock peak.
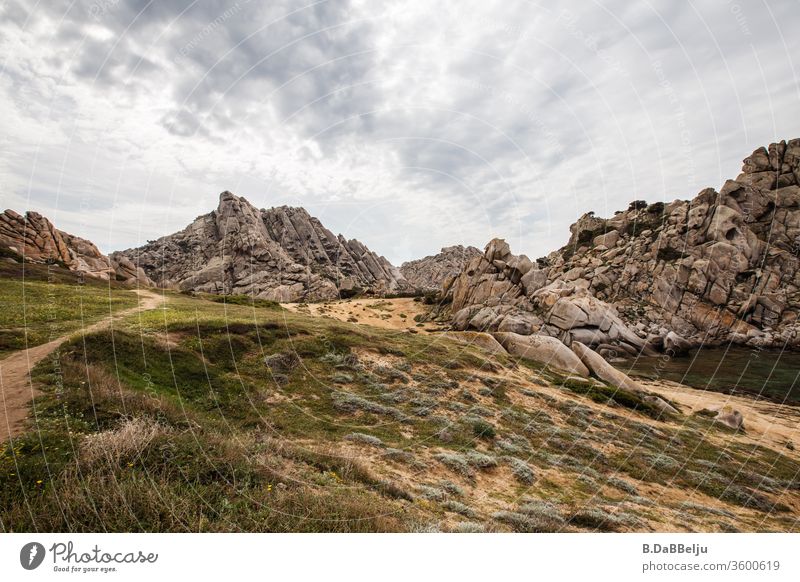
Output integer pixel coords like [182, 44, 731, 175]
[445, 138, 800, 353]
[114, 191, 411, 302]
[400, 244, 481, 293]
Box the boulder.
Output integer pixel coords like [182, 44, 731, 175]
[711, 406, 745, 431]
[493, 332, 589, 376]
[663, 331, 693, 356]
[445, 331, 507, 355]
[497, 313, 537, 335]
[400, 245, 481, 293]
[593, 230, 619, 248]
[520, 268, 548, 296]
[571, 342, 644, 392]
[572, 343, 679, 414]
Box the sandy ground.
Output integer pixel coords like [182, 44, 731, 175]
[0, 289, 164, 441]
[641, 378, 800, 455]
[283, 297, 442, 333]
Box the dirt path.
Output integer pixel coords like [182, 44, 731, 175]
[0, 290, 164, 441]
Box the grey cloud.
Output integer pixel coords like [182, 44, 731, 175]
[1, 0, 799, 265]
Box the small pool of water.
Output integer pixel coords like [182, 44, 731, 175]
[618, 346, 800, 405]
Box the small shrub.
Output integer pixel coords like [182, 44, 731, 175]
[506, 457, 536, 484]
[439, 480, 464, 497]
[374, 365, 410, 384]
[648, 453, 680, 472]
[383, 448, 416, 464]
[470, 419, 497, 440]
[518, 500, 566, 526]
[332, 391, 407, 421]
[320, 352, 361, 369]
[441, 500, 475, 517]
[434, 452, 474, 478]
[677, 502, 735, 518]
[264, 351, 300, 373]
[417, 486, 447, 501]
[567, 509, 628, 532]
[451, 521, 485, 533]
[344, 433, 385, 448]
[81, 417, 168, 466]
[607, 476, 639, 496]
[492, 510, 563, 533]
[465, 451, 498, 470]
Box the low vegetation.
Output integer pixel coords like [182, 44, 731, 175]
[0, 262, 138, 356]
[1, 275, 799, 532]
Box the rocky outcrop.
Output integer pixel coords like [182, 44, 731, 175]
[494, 331, 590, 376]
[571, 342, 679, 414]
[113, 191, 411, 302]
[446, 139, 800, 352]
[400, 245, 481, 293]
[571, 341, 643, 392]
[445, 237, 650, 358]
[443, 331, 507, 355]
[0, 208, 152, 284]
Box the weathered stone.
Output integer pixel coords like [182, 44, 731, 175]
[571, 342, 644, 392]
[400, 245, 481, 293]
[441, 139, 800, 351]
[0, 208, 154, 284]
[701, 405, 745, 431]
[520, 268, 548, 296]
[663, 331, 693, 356]
[114, 192, 410, 301]
[593, 230, 619, 248]
[493, 332, 589, 376]
[444, 331, 507, 355]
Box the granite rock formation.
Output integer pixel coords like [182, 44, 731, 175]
[445, 139, 800, 356]
[113, 191, 411, 302]
[400, 245, 481, 293]
[0, 209, 152, 285]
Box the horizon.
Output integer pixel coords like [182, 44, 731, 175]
[2, 1, 799, 264]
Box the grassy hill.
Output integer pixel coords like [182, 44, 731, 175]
[0, 261, 139, 357]
[1, 274, 799, 532]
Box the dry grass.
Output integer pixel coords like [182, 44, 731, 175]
[80, 417, 170, 466]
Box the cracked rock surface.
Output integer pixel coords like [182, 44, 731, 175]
[113, 191, 411, 302]
[445, 139, 800, 353]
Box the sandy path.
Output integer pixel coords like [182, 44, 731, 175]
[283, 297, 441, 332]
[0, 289, 164, 441]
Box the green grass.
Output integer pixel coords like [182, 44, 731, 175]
[202, 293, 282, 310]
[0, 266, 139, 356]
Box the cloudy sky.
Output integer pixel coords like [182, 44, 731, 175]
[1, 0, 798, 264]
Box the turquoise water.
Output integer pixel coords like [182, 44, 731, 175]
[619, 347, 800, 405]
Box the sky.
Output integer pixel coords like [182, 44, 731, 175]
[1, 0, 798, 265]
